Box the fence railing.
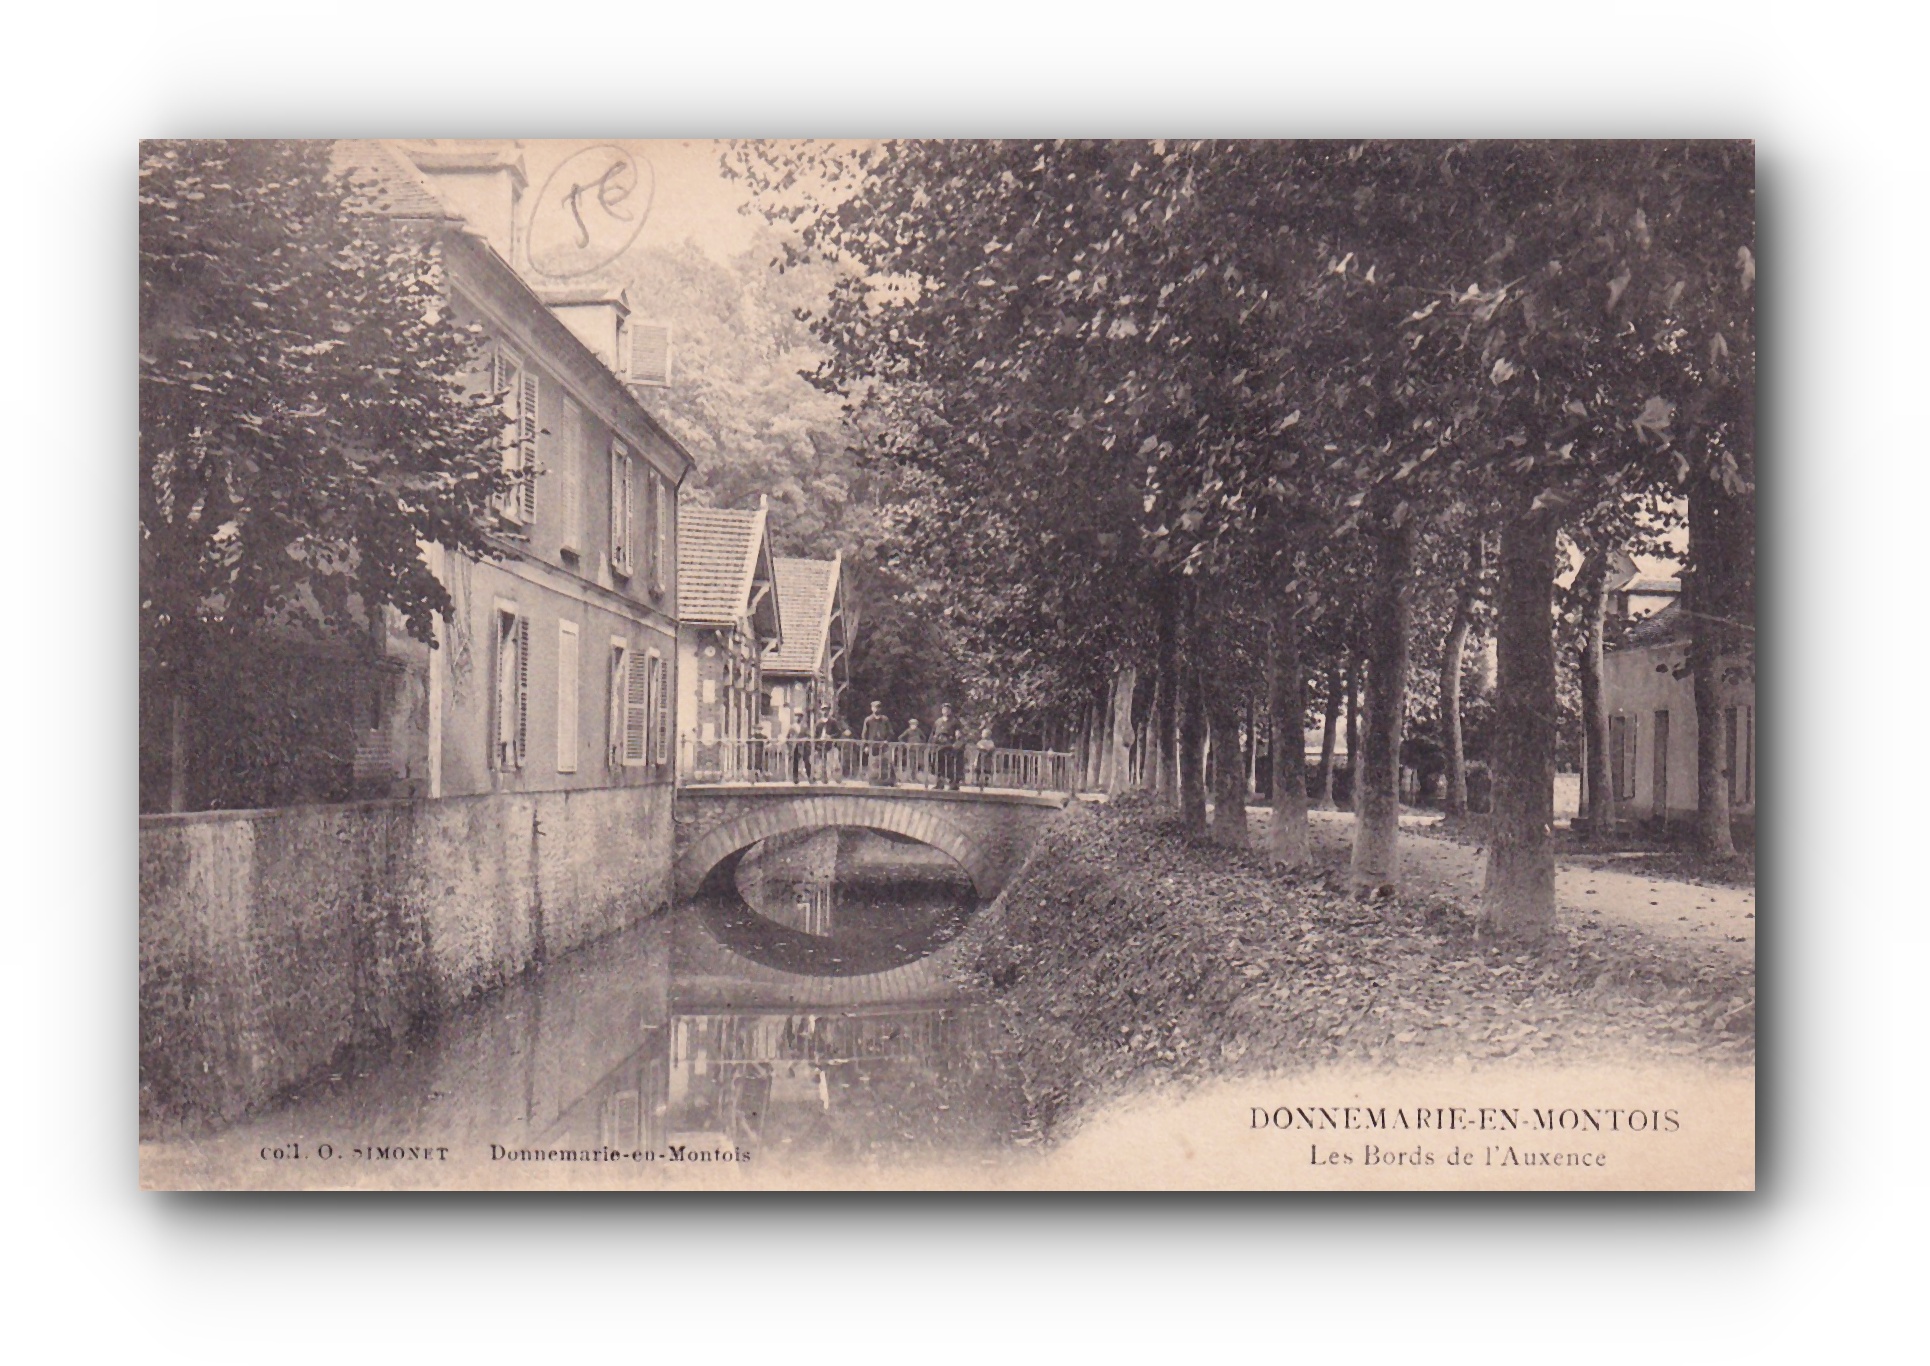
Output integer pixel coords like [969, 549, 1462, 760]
[678, 736, 1075, 795]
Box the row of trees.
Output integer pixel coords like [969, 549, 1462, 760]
[730, 139, 1755, 940]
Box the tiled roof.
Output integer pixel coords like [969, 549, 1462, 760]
[765, 558, 840, 676]
[1615, 599, 1689, 650]
[677, 505, 768, 626]
[327, 141, 458, 220]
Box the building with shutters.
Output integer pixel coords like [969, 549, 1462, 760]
[675, 500, 783, 778]
[764, 554, 849, 741]
[330, 141, 694, 805]
[1597, 593, 1756, 842]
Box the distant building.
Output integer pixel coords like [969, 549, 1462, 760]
[1598, 597, 1756, 840]
[764, 554, 849, 740]
[676, 500, 783, 776]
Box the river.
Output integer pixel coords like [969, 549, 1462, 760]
[141, 827, 1029, 1188]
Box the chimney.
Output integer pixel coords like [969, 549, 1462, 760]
[394, 140, 528, 267]
[538, 285, 631, 373]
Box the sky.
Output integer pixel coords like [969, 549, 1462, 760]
[515, 139, 762, 264]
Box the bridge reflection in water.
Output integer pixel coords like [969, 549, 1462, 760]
[144, 820, 1026, 1183]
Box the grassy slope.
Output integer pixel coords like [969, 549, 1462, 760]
[963, 796, 1756, 1142]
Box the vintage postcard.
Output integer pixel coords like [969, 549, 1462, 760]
[138, 139, 1755, 1190]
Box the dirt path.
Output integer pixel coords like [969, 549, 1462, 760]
[1290, 809, 1755, 967]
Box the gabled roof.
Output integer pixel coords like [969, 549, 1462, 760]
[326, 140, 695, 484]
[1615, 599, 1689, 650]
[765, 556, 843, 677]
[677, 503, 781, 640]
[328, 141, 459, 221]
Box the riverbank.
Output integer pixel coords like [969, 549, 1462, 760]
[963, 796, 1755, 1147]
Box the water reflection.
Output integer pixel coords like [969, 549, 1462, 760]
[145, 826, 1024, 1183]
[543, 1007, 1018, 1163]
[698, 826, 981, 976]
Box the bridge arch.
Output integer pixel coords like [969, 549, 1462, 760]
[675, 794, 998, 901]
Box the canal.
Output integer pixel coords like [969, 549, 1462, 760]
[141, 827, 1031, 1188]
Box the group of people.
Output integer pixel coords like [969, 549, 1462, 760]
[782, 701, 995, 789]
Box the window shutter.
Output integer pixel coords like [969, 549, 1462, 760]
[624, 648, 652, 765]
[643, 469, 657, 584]
[654, 475, 670, 594]
[495, 612, 516, 768]
[519, 370, 540, 523]
[610, 442, 631, 574]
[514, 615, 531, 768]
[654, 653, 671, 764]
[627, 322, 673, 387]
[560, 398, 583, 553]
[556, 620, 579, 773]
[497, 353, 525, 523]
[608, 646, 628, 769]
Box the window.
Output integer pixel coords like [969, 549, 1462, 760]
[1727, 704, 1754, 806]
[559, 397, 585, 555]
[653, 474, 671, 594]
[654, 651, 671, 765]
[607, 642, 629, 769]
[1608, 714, 1637, 803]
[493, 350, 539, 525]
[610, 441, 634, 575]
[622, 646, 652, 766]
[643, 469, 658, 584]
[494, 608, 529, 770]
[556, 620, 579, 773]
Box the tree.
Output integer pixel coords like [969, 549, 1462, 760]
[140, 140, 507, 810]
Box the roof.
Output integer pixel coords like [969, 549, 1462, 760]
[677, 504, 780, 637]
[327, 141, 458, 220]
[324, 140, 696, 484]
[1616, 599, 1689, 650]
[1625, 576, 1682, 596]
[765, 557, 842, 677]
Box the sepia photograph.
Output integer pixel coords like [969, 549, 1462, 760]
[136, 137, 1756, 1191]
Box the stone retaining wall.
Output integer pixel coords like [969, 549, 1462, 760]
[139, 785, 671, 1133]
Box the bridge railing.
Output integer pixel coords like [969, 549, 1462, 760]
[678, 736, 1075, 795]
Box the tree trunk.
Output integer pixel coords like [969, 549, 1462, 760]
[1575, 547, 1612, 839]
[1153, 591, 1178, 805]
[1107, 667, 1137, 797]
[1207, 682, 1248, 849]
[1352, 520, 1414, 894]
[1442, 535, 1484, 820]
[1178, 657, 1208, 835]
[1688, 486, 1738, 857]
[1315, 664, 1340, 810]
[1480, 504, 1559, 940]
[167, 685, 190, 813]
[1344, 656, 1360, 798]
[1245, 694, 1259, 796]
[1266, 571, 1312, 868]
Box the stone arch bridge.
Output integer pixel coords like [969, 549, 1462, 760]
[672, 784, 1068, 903]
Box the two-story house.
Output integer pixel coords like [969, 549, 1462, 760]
[675, 499, 782, 779]
[764, 554, 849, 740]
[338, 140, 694, 828]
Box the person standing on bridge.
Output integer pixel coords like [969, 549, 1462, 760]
[930, 703, 965, 791]
[814, 704, 848, 784]
[861, 700, 894, 786]
[973, 723, 996, 790]
[899, 715, 928, 787]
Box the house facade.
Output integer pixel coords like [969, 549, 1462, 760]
[675, 501, 783, 777]
[764, 554, 849, 741]
[1598, 599, 1756, 841]
[338, 141, 692, 809]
